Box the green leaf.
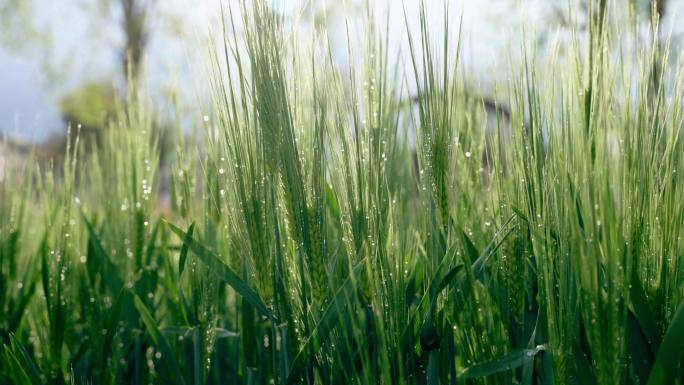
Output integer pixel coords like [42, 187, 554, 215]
[132, 293, 187, 385]
[435, 264, 464, 296]
[647, 300, 684, 385]
[3, 334, 43, 385]
[177, 222, 195, 277]
[145, 220, 161, 265]
[573, 340, 596, 385]
[215, 328, 239, 338]
[458, 344, 546, 379]
[102, 290, 126, 365]
[511, 207, 529, 222]
[7, 268, 38, 333]
[419, 305, 440, 352]
[522, 309, 540, 385]
[2, 347, 35, 385]
[470, 215, 517, 280]
[242, 297, 258, 368]
[325, 183, 340, 219]
[82, 214, 124, 293]
[627, 310, 653, 385]
[628, 269, 659, 352]
[39, 239, 50, 320]
[420, 264, 463, 352]
[460, 227, 479, 262]
[165, 220, 276, 321]
[285, 259, 365, 385]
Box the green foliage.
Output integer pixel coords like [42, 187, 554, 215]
[58, 81, 121, 157]
[59, 82, 118, 132]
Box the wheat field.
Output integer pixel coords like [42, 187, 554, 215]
[1, 1, 684, 384]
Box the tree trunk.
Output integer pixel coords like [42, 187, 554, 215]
[121, 0, 150, 84]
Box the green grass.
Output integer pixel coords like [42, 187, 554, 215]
[2, 1, 684, 384]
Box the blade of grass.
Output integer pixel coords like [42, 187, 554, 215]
[178, 222, 196, 277]
[132, 293, 187, 385]
[82, 214, 124, 293]
[457, 344, 547, 380]
[647, 300, 684, 385]
[165, 220, 276, 321]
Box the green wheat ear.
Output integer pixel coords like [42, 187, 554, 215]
[505, 230, 528, 322]
[307, 205, 327, 307]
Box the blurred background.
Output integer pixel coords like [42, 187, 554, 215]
[0, 0, 682, 158]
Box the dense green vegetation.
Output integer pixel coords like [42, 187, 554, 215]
[2, 1, 684, 384]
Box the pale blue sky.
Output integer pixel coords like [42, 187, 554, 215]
[1, 0, 682, 143]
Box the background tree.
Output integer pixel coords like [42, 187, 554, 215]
[0, 0, 160, 153]
[120, 0, 155, 84]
